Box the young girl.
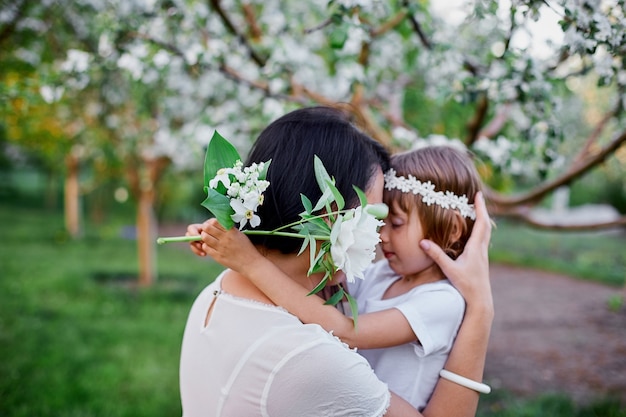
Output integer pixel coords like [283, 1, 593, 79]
[198, 145, 486, 411]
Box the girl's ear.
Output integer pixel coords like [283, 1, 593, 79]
[449, 212, 465, 243]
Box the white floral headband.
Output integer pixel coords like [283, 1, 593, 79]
[384, 169, 476, 220]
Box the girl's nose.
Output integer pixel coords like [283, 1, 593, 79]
[379, 223, 390, 242]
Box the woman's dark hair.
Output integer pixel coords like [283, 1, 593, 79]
[244, 106, 390, 254]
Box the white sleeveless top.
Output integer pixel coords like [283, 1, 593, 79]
[179, 271, 390, 417]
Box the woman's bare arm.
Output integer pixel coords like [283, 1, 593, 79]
[419, 191, 494, 417]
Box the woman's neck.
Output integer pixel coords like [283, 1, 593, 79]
[221, 248, 320, 304]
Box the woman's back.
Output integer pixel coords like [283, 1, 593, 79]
[179, 272, 390, 417]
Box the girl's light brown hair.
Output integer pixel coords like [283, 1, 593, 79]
[383, 146, 483, 259]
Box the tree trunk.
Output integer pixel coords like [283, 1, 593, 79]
[126, 153, 169, 287]
[64, 152, 80, 238]
[137, 182, 157, 287]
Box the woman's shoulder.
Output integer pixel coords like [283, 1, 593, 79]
[191, 271, 227, 302]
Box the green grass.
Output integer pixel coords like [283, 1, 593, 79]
[490, 219, 626, 287]
[478, 391, 626, 417]
[1, 204, 624, 416]
[0, 204, 223, 417]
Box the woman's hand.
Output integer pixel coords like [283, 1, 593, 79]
[419, 191, 493, 313]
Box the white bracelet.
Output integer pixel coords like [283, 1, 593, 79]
[439, 369, 491, 394]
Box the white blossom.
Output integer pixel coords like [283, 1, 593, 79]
[117, 53, 143, 80]
[330, 207, 383, 283]
[230, 199, 261, 230]
[61, 49, 90, 73]
[40, 85, 65, 103]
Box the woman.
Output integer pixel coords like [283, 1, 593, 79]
[181, 106, 493, 417]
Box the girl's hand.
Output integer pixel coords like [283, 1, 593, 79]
[186, 223, 207, 257]
[198, 219, 265, 275]
[419, 191, 493, 313]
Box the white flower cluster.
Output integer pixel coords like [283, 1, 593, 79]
[330, 206, 384, 284]
[209, 160, 270, 230]
[384, 169, 476, 220]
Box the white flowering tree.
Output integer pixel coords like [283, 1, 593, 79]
[3, 0, 625, 285]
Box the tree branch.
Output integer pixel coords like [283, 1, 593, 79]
[465, 94, 489, 145]
[242, 3, 262, 41]
[497, 209, 626, 232]
[303, 18, 333, 34]
[486, 128, 626, 208]
[370, 10, 408, 37]
[349, 84, 393, 146]
[478, 103, 512, 139]
[208, 0, 266, 67]
[571, 98, 623, 168]
[401, 0, 432, 50]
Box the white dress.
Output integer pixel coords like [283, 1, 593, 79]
[348, 260, 465, 411]
[179, 271, 390, 417]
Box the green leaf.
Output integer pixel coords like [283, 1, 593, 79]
[297, 232, 312, 256]
[307, 275, 328, 296]
[301, 194, 313, 214]
[303, 217, 331, 235]
[308, 235, 317, 270]
[312, 157, 337, 212]
[345, 291, 359, 330]
[259, 159, 271, 180]
[204, 130, 241, 188]
[324, 288, 345, 306]
[312, 186, 335, 212]
[313, 155, 333, 193]
[353, 185, 368, 207]
[364, 203, 389, 220]
[329, 25, 348, 49]
[326, 179, 345, 211]
[201, 188, 235, 229]
[295, 215, 331, 235]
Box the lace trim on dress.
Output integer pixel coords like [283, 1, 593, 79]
[216, 289, 290, 314]
[379, 391, 391, 417]
[328, 330, 358, 352]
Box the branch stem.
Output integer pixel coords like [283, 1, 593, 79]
[156, 231, 329, 245]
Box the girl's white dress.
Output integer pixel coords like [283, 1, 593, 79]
[348, 260, 466, 411]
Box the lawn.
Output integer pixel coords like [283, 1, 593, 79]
[0, 203, 624, 416]
[490, 219, 625, 287]
[0, 204, 222, 417]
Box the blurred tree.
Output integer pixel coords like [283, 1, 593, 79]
[2, 0, 625, 286]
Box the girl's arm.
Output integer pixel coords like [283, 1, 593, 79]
[198, 219, 417, 349]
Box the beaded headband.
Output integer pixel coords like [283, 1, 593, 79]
[384, 169, 476, 220]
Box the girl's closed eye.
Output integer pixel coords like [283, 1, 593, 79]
[390, 216, 405, 229]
